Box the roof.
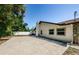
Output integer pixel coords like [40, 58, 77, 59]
[39, 21, 64, 25]
[39, 18, 79, 25]
[59, 18, 79, 24]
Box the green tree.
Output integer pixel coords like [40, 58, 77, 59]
[12, 4, 26, 31]
[0, 4, 26, 37]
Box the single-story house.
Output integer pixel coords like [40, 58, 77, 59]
[33, 18, 79, 44]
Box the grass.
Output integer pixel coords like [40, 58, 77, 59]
[63, 47, 79, 55]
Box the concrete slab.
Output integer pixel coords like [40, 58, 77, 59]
[0, 36, 68, 55]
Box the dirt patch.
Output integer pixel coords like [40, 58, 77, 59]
[63, 47, 79, 55]
[0, 39, 8, 45]
[0, 36, 10, 45]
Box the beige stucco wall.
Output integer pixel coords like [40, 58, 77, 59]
[37, 23, 73, 42]
[77, 24, 79, 34]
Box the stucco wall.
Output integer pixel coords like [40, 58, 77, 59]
[37, 23, 73, 42]
[77, 24, 79, 34]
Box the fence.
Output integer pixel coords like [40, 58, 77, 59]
[14, 32, 32, 36]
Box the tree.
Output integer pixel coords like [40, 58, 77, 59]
[0, 5, 13, 37]
[12, 4, 26, 31]
[0, 4, 26, 37]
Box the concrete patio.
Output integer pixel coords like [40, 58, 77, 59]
[0, 36, 68, 55]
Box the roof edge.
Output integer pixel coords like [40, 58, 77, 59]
[39, 21, 61, 25]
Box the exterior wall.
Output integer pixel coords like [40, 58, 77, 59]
[37, 23, 73, 42]
[73, 23, 79, 44]
[36, 22, 40, 36]
[77, 24, 79, 43]
[75, 23, 79, 34]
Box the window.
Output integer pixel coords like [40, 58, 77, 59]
[57, 28, 65, 35]
[49, 29, 54, 35]
[40, 30, 42, 34]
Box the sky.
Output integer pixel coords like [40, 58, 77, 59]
[23, 4, 79, 29]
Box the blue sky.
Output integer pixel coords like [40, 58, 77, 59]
[23, 4, 79, 29]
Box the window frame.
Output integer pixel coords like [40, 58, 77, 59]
[49, 29, 54, 35]
[57, 28, 65, 35]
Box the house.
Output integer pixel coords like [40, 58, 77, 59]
[34, 18, 79, 44]
[32, 27, 36, 35]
